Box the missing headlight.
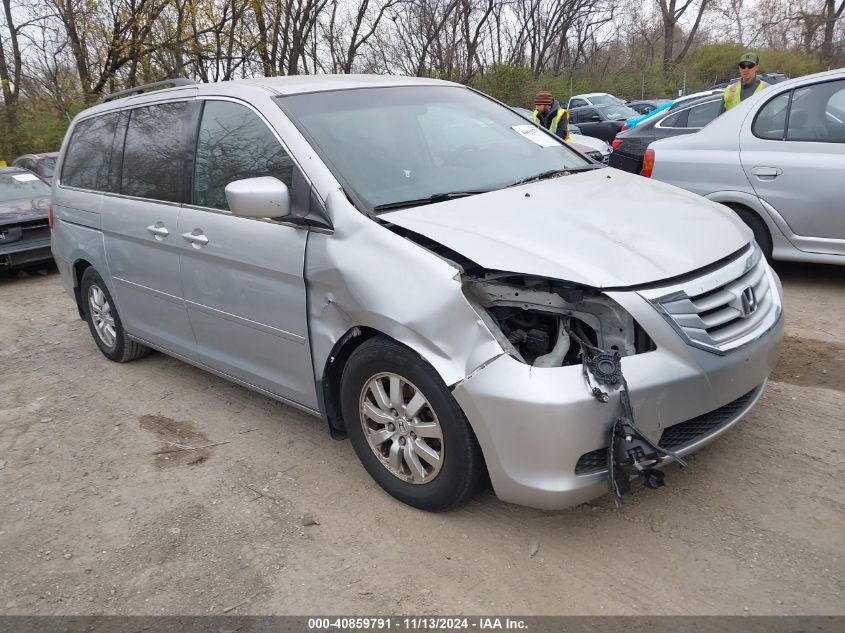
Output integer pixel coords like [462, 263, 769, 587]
[465, 276, 653, 367]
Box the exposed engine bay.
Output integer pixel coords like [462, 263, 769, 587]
[463, 275, 653, 368]
[465, 273, 681, 504]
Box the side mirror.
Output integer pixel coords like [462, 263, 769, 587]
[225, 176, 290, 218]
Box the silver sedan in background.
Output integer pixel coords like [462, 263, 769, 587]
[646, 68, 845, 266]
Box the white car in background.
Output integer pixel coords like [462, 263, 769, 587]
[567, 92, 626, 109]
[569, 133, 611, 164]
[646, 69, 845, 265]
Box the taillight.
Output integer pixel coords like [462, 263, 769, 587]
[641, 148, 655, 178]
[48, 205, 55, 229]
[611, 139, 623, 151]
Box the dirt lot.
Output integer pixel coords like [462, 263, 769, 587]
[0, 262, 843, 616]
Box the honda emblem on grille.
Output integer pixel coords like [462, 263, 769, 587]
[0, 230, 6, 241]
[740, 285, 758, 317]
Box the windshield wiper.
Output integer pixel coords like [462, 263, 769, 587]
[373, 190, 489, 212]
[507, 165, 599, 188]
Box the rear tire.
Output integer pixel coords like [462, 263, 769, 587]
[340, 336, 485, 511]
[80, 267, 150, 363]
[729, 205, 773, 262]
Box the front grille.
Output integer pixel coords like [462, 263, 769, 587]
[657, 387, 758, 450]
[640, 245, 781, 353]
[573, 386, 761, 475]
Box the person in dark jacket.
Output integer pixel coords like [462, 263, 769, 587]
[532, 91, 571, 141]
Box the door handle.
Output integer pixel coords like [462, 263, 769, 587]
[182, 230, 210, 247]
[751, 166, 782, 179]
[145, 223, 169, 240]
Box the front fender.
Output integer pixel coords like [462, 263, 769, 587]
[305, 189, 504, 392]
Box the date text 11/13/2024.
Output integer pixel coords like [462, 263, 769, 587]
[307, 617, 528, 630]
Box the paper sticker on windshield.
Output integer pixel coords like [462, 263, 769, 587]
[512, 124, 559, 148]
[13, 173, 39, 182]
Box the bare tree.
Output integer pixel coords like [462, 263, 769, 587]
[323, 0, 404, 73]
[656, 0, 713, 71]
[385, 0, 460, 76]
[821, 0, 845, 64]
[247, 0, 327, 75]
[0, 0, 24, 155]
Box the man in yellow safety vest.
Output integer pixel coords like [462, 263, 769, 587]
[723, 52, 768, 111]
[532, 91, 571, 141]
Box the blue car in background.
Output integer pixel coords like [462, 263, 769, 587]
[625, 101, 673, 130]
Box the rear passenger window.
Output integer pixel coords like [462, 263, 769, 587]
[121, 102, 191, 202]
[193, 100, 294, 211]
[659, 110, 687, 128]
[686, 100, 721, 128]
[61, 114, 121, 190]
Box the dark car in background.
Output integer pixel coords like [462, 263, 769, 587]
[11, 152, 60, 184]
[0, 167, 53, 270]
[569, 104, 640, 142]
[625, 99, 670, 115]
[608, 94, 723, 174]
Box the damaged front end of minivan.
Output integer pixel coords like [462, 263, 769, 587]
[310, 189, 781, 510]
[461, 270, 687, 505]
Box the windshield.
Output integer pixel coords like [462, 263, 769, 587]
[0, 172, 50, 203]
[590, 94, 625, 106]
[277, 86, 590, 212]
[37, 157, 57, 178]
[602, 105, 639, 120]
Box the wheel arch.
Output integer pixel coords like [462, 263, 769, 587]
[703, 191, 782, 242]
[316, 325, 383, 439]
[72, 258, 94, 320]
[316, 325, 492, 491]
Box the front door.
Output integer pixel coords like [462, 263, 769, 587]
[178, 99, 316, 408]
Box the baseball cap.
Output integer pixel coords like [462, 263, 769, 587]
[738, 52, 759, 65]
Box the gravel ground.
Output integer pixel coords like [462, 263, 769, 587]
[0, 261, 842, 615]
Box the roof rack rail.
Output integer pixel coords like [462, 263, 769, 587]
[100, 78, 197, 103]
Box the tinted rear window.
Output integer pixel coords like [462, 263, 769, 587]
[120, 102, 191, 202]
[61, 114, 121, 190]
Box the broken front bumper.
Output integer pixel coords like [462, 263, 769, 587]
[452, 292, 784, 510]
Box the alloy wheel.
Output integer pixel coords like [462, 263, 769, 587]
[88, 283, 116, 348]
[358, 372, 444, 484]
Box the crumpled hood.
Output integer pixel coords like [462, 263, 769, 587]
[0, 196, 50, 226]
[383, 169, 750, 288]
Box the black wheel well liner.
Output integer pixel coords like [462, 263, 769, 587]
[317, 326, 383, 440]
[72, 258, 94, 320]
[723, 202, 773, 256]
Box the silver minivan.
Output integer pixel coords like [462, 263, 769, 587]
[51, 76, 784, 511]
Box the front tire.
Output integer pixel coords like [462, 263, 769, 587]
[340, 336, 485, 511]
[80, 267, 150, 363]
